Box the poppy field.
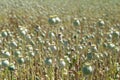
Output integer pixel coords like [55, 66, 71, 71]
[0, 0, 120, 80]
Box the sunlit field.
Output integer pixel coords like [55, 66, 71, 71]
[0, 0, 120, 80]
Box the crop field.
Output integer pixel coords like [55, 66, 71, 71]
[0, 0, 120, 80]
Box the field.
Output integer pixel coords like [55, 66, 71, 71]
[0, 0, 120, 80]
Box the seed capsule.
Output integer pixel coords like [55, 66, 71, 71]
[59, 59, 66, 68]
[14, 50, 21, 57]
[1, 31, 8, 37]
[73, 18, 80, 26]
[3, 51, 11, 58]
[17, 57, 25, 64]
[8, 64, 15, 71]
[2, 60, 9, 67]
[82, 64, 93, 75]
[45, 58, 52, 65]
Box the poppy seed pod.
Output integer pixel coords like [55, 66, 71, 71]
[87, 51, 94, 60]
[48, 15, 61, 24]
[48, 32, 55, 38]
[1, 30, 8, 37]
[20, 30, 27, 36]
[49, 44, 57, 52]
[28, 51, 35, 57]
[18, 26, 28, 36]
[98, 19, 105, 27]
[10, 40, 18, 48]
[3, 51, 11, 58]
[8, 63, 15, 71]
[113, 47, 120, 53]
[60, 26, 64, 31]
[77, 45, 83, 50]
[25, 34, 32, 41]
[111, 30, 120, 39]
[59, 59, 66, 68]
[82, 63, 93, 75]
[2, 60, 9, 67]
[90, 44, 98, 52]
[26, 45, 33, 51]
[107, 33, 112, 40]
[73, 18, 80, 26]
[34, 25, 41, 32]
[45, 58, 52, 65]
[107, 42, 115, 49]
[55, 17, 61, 23]
[17, 57, 25, 64]
[48, 17, 57, 24]
[14, 50, 21, 57]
